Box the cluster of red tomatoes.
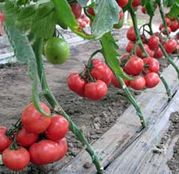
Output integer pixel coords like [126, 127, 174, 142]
[159, 16, 179, 34]
[0, 103, 69, 171]
[70, 2, 90, 29]
[67, 59, 110, 101]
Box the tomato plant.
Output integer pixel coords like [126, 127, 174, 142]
[1, 0, 179, 173]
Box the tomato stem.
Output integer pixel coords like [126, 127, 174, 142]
[32, 37, 104, 174]
[157, 0, 170, 37]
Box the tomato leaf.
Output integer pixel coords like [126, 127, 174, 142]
[167, 0, 179, 18]
[4, 22, 34, 63]
[141, 0, 155, 16]
[92, 0, 119, 38]
[100, 32, 132, 80]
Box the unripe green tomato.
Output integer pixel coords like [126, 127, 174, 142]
[44, 37, 70, 64]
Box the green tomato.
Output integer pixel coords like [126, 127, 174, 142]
[44, 37, 70, 64]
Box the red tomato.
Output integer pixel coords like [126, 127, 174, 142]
[70, 3, 82, 18]
[0, 127, 11, 153]
[124, 55, 144, 76]
[141, 7, 146, 14]
[148, 36, 159, 50]
[154, 48, 163, 59]
[132, 0, 141, 8]
[29, 139, 67, 165]
[145, 72, 160, 88]
[160, 25, 171, 35]
[2, 147, 30, 171]
[165, 17, 171, 26]
[45, 115, 69, 141]
[56, 138, 68, 160]
[67, 73, 86, 96]
[91, 59, 113, 85]
[126, 41, 134, 52]
[170, 20, 178, 32]
[164, 39, 177, 54]
[117, 0, 128, 8]
[111, 74, 129, 88]
[141, 34, 147, 44]
[16, 128, 38, 147]
[129, 76, 146, 90]
[21, 103, 51, 134]
[0, 12, 5, 22]
[127, 27, 136, 41]
[143, 57, 160, 73]
[87, 7, 95, 16]
[84, 80, 108, 100]
[136, 44, 154, 58]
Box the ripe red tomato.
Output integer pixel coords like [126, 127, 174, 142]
[111, 74, 129, 88]
[91, 59, 113, 86]
[126, 41, 134, 53]
[154, 48, 163, 59]
[124, 55, 144, 76]
[56, 138, 68, 160]
[21, 103, 51, 134]
[0, 127, 11, 153]
[136, 44, 154, 58]
[132, 0, 141, 8]
[145, 72, 160, 88]
[141, 34, 147, 44]
[127, 27, 136, 41]
[164, 39, 177, 54]
[170, 20, 178, 32]
[70, 3, 82, 18]
[148, 36, 159, 50]
[141, 7, 146, 14]
[143, 57, 160, 73]
[160, 25, 171, 35]
[84, 80, 108, 100]
[16, 128, 38, 147]
[2, 147, 30, 171]
[45, 115, 69, 141]
[87, 7, 95, 16]
[67, 73, 86, 97]
[29, 139, 67, 165]
[165, 17, 171, 26]
[117, 0, 128, 8]
[129, 76, 146, 90]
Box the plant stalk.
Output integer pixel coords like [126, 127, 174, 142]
[32, 37, 103, 174]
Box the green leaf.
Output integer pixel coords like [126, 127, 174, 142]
[168, 0, 179, 18]
[31, 3, 56, 39]
[92, 0, 119, 38]
[141, 0, 155, 16]
[163, 0, 175, 7]
[4, 22, 35, 63]
[52, 0, 78, 30]
[100, 32, 132, 80]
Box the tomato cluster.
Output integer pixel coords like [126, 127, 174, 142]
[0, 103, 69, 171]
[67, 59, 111, 101]
[159, 16, 179, 34]
[70, 2, 90, 29]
